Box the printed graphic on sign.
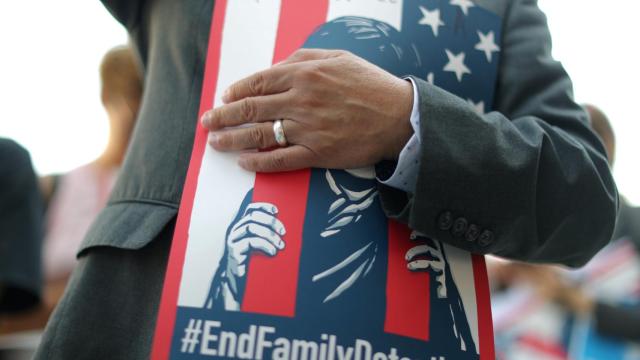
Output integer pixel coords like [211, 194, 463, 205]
[152, 1, 500, 359]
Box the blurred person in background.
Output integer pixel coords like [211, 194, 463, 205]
[0, 45, 142, 336]
[549, 104, 640, 343]
[0, 140, 44, 315]
[490, 105, 640, 353]
[586, 104, 640, 253]
[41, 44, 142, 299]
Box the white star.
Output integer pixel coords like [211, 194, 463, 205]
[474, 31, 500, 62]
[418, 6, 445, 37]
[450, 0, 475, 16]
[467, 99, 485, 115]
[427, 72, 435, 85]
[443, 49, 471, 82]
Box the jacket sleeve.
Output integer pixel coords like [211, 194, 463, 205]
[100, 0, 145, 30]
[377, 0, 618, 267]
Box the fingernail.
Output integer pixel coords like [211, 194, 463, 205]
[279, 227, 286, 236]
[208, 132, 219, 146]
[272, 206, 278, 214]
[222, 88, 231, 103]
[201, 112, 211, 127]
[280, 240, 285, 249]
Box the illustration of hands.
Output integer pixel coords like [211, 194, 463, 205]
[224, 202, 286, 301]
[405, 231, 448, 299]
[322, 169, 377, 238]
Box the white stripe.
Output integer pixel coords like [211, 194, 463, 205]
[214, 0, 282, 108]
[178, 0, 283, 307]
[327, 0, 404, 31]
[445, 244, 480, 354]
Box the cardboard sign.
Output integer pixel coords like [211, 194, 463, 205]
[152, 1, 498, 359]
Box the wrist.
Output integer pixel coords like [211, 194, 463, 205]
[383, 78, 414, 160]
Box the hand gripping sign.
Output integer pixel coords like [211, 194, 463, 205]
[152, 1, 497, 359]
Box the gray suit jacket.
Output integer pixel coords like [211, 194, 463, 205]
[90, 0, 616, 267]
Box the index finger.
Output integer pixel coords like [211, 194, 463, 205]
[405, 245, 439, 262]
[277, 48, 342, 66]
[236, 210, 286, 236]
[244, 202, 279, 216]
[222, 63, 298, 104]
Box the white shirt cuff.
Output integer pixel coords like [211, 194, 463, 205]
[378, 78, 422, 193]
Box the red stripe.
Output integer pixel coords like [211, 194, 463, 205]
[150, 1, 227, 358]
[518, 334, 568, 359]
[472, 254, 495, 360]
[241, 0, 328, 317]
[384, 220, 430, 341]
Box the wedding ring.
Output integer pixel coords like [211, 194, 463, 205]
[273, 119, 288, 147]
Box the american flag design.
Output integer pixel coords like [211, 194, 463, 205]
[153, 1, 499, 359]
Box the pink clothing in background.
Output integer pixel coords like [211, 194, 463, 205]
[43, 164, 117, 280]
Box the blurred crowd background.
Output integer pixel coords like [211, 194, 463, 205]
[0, 1, 639, 359]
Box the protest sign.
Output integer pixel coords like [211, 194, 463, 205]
[152, 1, 498, 359]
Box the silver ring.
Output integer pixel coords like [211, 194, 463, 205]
[273, 119, 288, 147]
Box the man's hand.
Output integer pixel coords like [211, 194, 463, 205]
[201, 49, 414, 172]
